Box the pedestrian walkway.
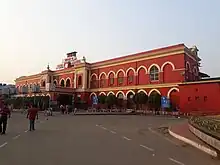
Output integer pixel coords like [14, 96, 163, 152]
[169, 122, 218, 157]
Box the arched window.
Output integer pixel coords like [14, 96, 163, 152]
[109, 72, 114, 86]
[150, 66, 159, 81]
[117, 71, 124, 85]
[100, 74, 106, 88]
[41, 81, 46, 87]
[66, 79, 71, 87]
[54, 80, 57, 86]
[60, 79, 65, 87]
[78, 76, 82, 86]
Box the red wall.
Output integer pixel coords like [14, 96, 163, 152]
[90, 53, 186, 89]
[179, 82, 220, 114]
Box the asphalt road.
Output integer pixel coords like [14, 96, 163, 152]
[0, 113, 219, 165]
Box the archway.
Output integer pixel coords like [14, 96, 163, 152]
[126, 91, 135, 109]
[148, 91, 161, 111]
[66, 79, 71, 87]
[60, 79, 65, 87]
[168, 88, 180, 110]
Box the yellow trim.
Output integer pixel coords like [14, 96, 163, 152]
[167, 87, 179, 98]
[137, 89, 148, 95]
[99, 92, 106, 95]
[107, 91, 115, 96]
[116, 91, 125, 97]
[179, 79, 220, 85]
[161, 61, 175, 71]
[148, 89, 161, 95]
[91, 50, 184, 69]
[125, 90, 135, 97]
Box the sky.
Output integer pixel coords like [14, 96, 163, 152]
[1, 0, 220, 84]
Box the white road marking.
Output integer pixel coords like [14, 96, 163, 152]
[110, 130, 116, 134]
[24, 130, 28, 132]
[122, 136, 131, 141]
[12, 135, 20, 139]
[139, 144, 154, 152]
[169, 158, 185, 165]
[0, 142, 8, 148]
[101, 127, 107, 130]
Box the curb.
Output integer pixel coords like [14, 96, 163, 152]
[168, 128, 218, 157]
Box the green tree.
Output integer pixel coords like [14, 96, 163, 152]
[98, 95, 106, 104]
[133, 92, 148, 110]
[105, 94, 117, 108]
[148, 92, 161, 111]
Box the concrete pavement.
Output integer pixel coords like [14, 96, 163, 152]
[0, 113, 219, 165]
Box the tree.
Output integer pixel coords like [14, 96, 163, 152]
[133, 92, 148, 110]
[148, 92, 161, 112]
[98, 95, 106, 104]
[105, 94, 117, 108]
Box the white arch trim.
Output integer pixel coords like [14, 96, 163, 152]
[99, 72, 107, 80]
[126, 67, 136, 76]
[137, 65, 148, 74]
[116, 69, 126, 77]
[107, 70, 116, 78]
[99, 92, 106, 96]
[107, 91, 115, 96]
[148, 64, 161, 73]
[167, 87, 179, 98]
[161, 61, 175, 71]
[59, 78, 66, 85]
[89, 92, 97, 98]
[186, 61, 191, 71]
[116, 91, 125, 98]
[46, 93, 51, 97]
[148, 89, 161, 96]
[53, 79, 58, 84]
[66, 77, 71, 82]
[90, 73, 98, 80]
[125, 90, 135, 97]
[137, 89, 148, 95]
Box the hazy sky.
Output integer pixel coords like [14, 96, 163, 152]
[1, 0, 220, 83]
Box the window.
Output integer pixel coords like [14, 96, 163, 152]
[60, 80, 65, 87]
[41, 81, 46, 87]
[110, 78, 114, 85]
[66, 79, 71, 87]
[195, 88, 198, 92]
[195, 96, 199, 100]
[188, 97, 191, 101]
[78, 76, 82, 86]
[128, 75, 133, 83]
[29, 84, 32, 89]
[204, 96, 207, 101]
[100, 79, 105, 87]
[118, 77, 123, 85]
[150, 66, 159, 81]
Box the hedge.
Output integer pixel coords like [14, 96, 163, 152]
[189, 116, 220, 140]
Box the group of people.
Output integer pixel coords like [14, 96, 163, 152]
[0, 98, 39, 135]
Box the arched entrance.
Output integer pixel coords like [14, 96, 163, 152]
[148, 91, 161, 111]
[168, 88, 180, 110]
[126, 91, 135, 109]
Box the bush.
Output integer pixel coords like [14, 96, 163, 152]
[190, 116, 220, 140]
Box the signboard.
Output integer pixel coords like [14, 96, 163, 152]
[92, 95, 98, 105]
[161, 96, 170, 108]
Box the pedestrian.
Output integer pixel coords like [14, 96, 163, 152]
[0, 102, 11, 135]
[26, 104, 38, 131]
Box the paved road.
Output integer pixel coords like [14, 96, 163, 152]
[0, 113, 219, 165]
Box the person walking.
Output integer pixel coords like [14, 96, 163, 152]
[0, 102, 11, 135]
[26, 104, 38, 131]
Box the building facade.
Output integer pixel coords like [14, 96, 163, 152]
[15, 43, 207, 111]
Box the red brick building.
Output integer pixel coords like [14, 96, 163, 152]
[15, 43, 218, 113]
